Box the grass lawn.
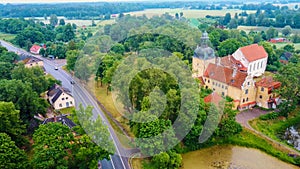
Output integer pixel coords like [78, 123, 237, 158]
[249, 107, 300, 147]
[59, 107, 75, 115]
[0, 32, 16, 42]
[86, 80, 134, 148]
[126, 9, 256, 19]
[238, 26, 300, 35]
[274, 43, 300, 50]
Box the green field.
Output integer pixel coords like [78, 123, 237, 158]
[0, 33, 16, 42]
[126, 8, 256, 19]
[274, 43, 300, 50]
[238, 26, 300, 35]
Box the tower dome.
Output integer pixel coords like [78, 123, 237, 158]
[194, 31, 215, 60]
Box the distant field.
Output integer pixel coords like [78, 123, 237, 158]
[0, 33, 16, 42]
[238, 26, 300, 35]
[273, 3, 300, 10]
[25, 16, 101, 27]
[274, 43, 300, 50]
[126, 8, 256, 18]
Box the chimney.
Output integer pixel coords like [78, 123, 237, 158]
[232, 66, 237, 77]
[217, 57, 221, 66]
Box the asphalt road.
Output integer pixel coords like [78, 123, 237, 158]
[0, 40, 132, 169]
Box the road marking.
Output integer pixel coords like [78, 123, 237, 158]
[109, 155, 116, 169]
[74, 83, 127, 169]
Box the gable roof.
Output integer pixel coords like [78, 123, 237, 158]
[220, 55, 247, 72]
[204, 92, 223, 105]
[47, 84, 72, 103]
[42, 114, 76, 128]
[239, 44, 268, 62]
[30, 45, 42, 53]
[256, 76, 281, 90]
[204, 63, 248, 89]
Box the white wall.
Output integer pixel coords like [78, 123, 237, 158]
[232, 49, 249, 67]
[247, 58, 267, 77]
[53, 93, 75, 110]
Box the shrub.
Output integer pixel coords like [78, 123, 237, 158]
[259, 112, 279, 120]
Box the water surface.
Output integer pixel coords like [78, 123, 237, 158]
[181, 145, 299, 169]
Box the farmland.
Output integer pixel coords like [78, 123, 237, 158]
[126, 8, 256, 19]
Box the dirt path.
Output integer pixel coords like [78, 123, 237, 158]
[236, 108, 300, 156]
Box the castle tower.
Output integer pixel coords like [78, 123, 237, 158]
[192, 31, 215, 77]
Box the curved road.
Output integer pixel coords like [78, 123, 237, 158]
[0, 40, 134, 169]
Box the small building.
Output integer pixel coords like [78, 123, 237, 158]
[47, 84, 75, 110]
[204, 92, 224, 106]
[269, 38, 287, 43]
[255, 77, 281, 109]
[280, 52, 293, 64]
[22, 56, 44, 68]
[30, 44, 44, 55]
[232, 44, 268, 77]
[42, 114, 76, 129]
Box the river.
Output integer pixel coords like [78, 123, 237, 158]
[181, 145, 299, 169]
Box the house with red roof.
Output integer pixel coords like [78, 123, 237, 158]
[202, 63, 256, 110]
[255, 77, 281, 109]
[232, 44, 268, 77]
[30, 44, 45, 55]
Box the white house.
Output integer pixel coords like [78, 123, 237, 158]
[47, 84, 75, 110]
[232, 44, 268, 77]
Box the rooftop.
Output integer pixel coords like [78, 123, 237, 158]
[238, 44, 268, 62]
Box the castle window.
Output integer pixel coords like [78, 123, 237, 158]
[59, 104, 62, 107]
[242, 99, 245, 103]
[222, 85, 224, 89]
[212, 82, 215, 85]
[222, 92, 225, 96]
[62, 98, 65, 100]
[249, 65, 252, 72]
[259, 95, 262, 99]
[261, 87, 264, 91]
[247, 82, 250, 86]
[245, 89, 248, 94]
[246, 97, 249, 101]
[208, 80, 210, 83]
[257, 62, 260, 69]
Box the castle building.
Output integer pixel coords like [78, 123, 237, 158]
[193, 31, 280, 110]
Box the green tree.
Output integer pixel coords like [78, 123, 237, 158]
[49, 14, 58, 26]
[63, 23, 75, 42]
[152, 151, 182, 169]
[0, 133, 29, 169]
[282, 25, 292, 37]
[11, 64, 49, 94]
[259, 41, 279, 71]
[110, 43, 125, 55]
[0, 79, 48, 121]
[228, 19, 238, 29]
[59, 18, 65, 26]
[223, 13, 231, 25]
[275, 62, 300, 117]
[66, 50, 79, 71]
[0, 62, 13, 79]
[32, 123, 74, 169]
[0, 102, 25, 142]
[266, 27, 278, 40]
[217, 38, 242, 57]
[293, 13, 300, 28]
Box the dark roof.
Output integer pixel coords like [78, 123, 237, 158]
[42, 114, 76, 129]
[47, 84, 72, 103]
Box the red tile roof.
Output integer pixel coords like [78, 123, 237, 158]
[239, 44, 268, 62]
[204, 92, 223, 105]
[256, 76, 281, 90]
[198, 76, 205, 85]
[30, 45, 41, 54]
[204, 63, 248, 89]
[220, 55, 247, 72]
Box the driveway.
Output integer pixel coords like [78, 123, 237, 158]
[236, 108, 271, 129]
